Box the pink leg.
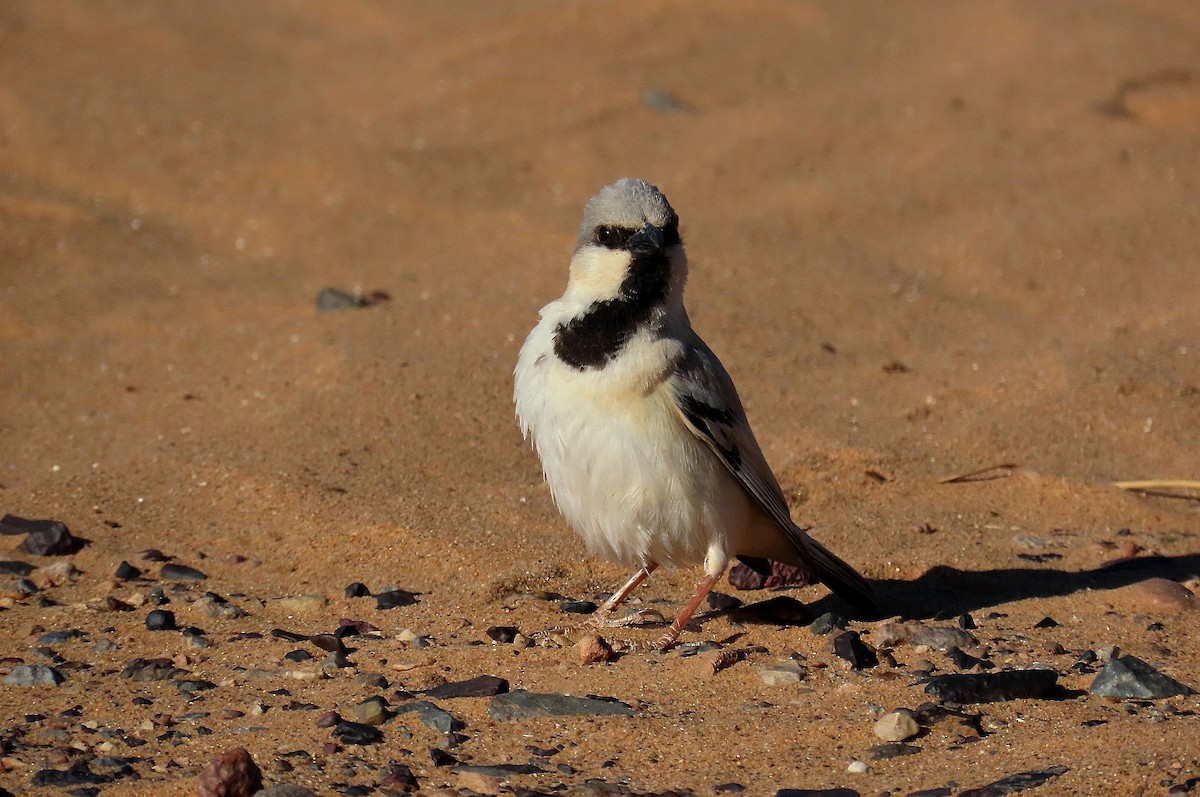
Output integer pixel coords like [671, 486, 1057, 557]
[655, 573, 720, 651]
[582, 563, 660, 630]
[599, 562, 659, 614]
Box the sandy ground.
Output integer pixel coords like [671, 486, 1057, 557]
[2, 2, 1199, 795]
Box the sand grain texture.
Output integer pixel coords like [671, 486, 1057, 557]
[1, 2, 1198, 795]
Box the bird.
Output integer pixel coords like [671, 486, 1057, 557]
[514, 177, 877, 650]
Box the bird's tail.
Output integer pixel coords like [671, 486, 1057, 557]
[793, 528, 879, 616]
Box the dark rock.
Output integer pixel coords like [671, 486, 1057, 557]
[177, 679, 217, 698]
[946, 646, 994, 671]
[486, 626, 521, 643]
[148, 586, 169, 605]
[809, 612, 849, 635]
[832, 631, 878, 669]
[393, 700, 461, 733]
[120, 658, 187, 681]
[258, 786, 319, 797]
[31, 761, 111, 787]
[0, 560, 35, 575]
[315, 711, 341, 729]
[106, 596, 135, 612]
[379, 763, 419, 792]
[925, 669, 1060, 704]
[36, 629, 87, 645]
[332, 720, 384, 745]
[145, 609, 177, 631]
[140, 548, 170, 561]
[729, 558, 813, 590]
[642, 88, 692, 113]
[422, 674, 509, 699]
[957, 765, 1069, 796]
[284, 650, 314, 663]
[1033, 617, 1059, 628]
[338, 618, 382, 635]
[430, 749, 459, 767]
[375, 588, 419, 610]
[309, 633, 348, 654]
[317, 287, 389, 312]
[488, 690, 634, 721]
[559, 600, 599, 615]
[735, 595, 810, 625]
[9, 516, 86, 555]
[868, 742, 922, 760]
[160, 563, 207, 581]
[958, 613, 977, 629]
[775, 789, 861, 797]
[344, 582, 371, 598]
[5, 664, 66, 686]
[197, 746, 263, 797]
[271, 628, 310, 643]
[706, 591, 743, 611]
[115, 561, 142, 580]
[1088, 655, 1194, 699]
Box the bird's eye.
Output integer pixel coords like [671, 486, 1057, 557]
[594, 225, 616, 248]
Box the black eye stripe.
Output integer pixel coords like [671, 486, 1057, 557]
[592, 220, 682, 250]
[593, 225, 634, 250]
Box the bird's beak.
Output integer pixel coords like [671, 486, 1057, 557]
[628, 222, 664, 256]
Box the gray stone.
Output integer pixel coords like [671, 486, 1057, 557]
[758, 662, 808, 686]
[257, 784, 319, 796]
[1089, 655, 1194, 699]
[5, 664, 65, 686]
[488, 690, 634, 721]
[873, 710, 920, 742]
[393, 700, 462, 733]
[347, 696, 390, 726]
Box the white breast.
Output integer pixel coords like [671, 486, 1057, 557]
[514, 313, 750, 572]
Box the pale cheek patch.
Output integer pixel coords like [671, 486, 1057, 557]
[567, 247, 631, 303]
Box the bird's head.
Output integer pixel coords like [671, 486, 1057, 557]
[563, 178, 687, 308]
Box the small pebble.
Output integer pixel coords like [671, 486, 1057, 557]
[115, 561, 142, 580]
[160, 563, 207, 581]
[873, 709, 921, 742]
[559, 600, 598, 615]
[348, 696, 390, 726]
[5, 664, 66, 686]
[758, 661, 808, 686]
[344, 582, 370, 598]
[847, 760, 871, 774]
[486, 626, 520, 644]
[11, 517, 86, 556]
[376, 588, 419, 610]
[145, 610, 177, 631]
[577, 633, 615, 664]
[706, 591, 743, 611]
[832, 630, 878, 669]
[197, 746, 262, 797]
[809, 611, 849, 635]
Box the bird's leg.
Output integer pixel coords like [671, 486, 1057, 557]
[582, 562, 660, 630]
[653, 572, 720, 651]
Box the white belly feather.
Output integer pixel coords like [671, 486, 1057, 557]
[515, 314, 750, 572]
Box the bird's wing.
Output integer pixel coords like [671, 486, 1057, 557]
[668, 335, 878, 613]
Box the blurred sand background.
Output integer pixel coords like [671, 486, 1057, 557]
[1, 2, 1198, 795]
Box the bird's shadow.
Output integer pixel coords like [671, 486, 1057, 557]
[803, 554, 1200, 621]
